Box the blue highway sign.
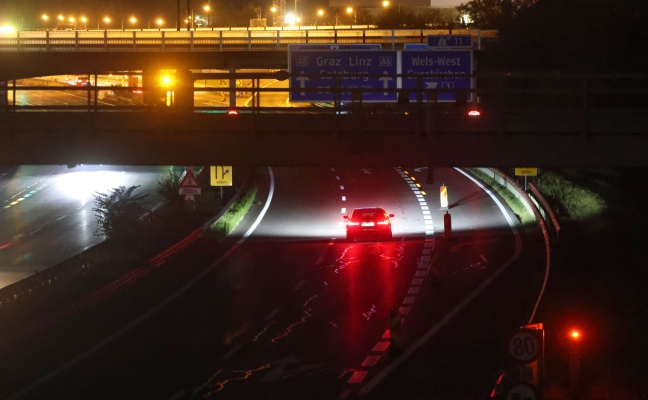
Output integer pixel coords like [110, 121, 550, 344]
[401, 49, 472, 102]
[289, 50, 398, 102]
[403, 43, 428, 50]
[427, 34, 473, 48]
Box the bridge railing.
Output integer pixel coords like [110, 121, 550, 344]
[0, 28, 498, 51]
[1, 72, 647, 136]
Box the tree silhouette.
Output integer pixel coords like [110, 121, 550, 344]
[93, 185, 149, 241]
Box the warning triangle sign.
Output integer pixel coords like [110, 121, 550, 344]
[179, 170, 200, 189]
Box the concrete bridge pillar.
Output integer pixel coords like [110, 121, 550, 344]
[0, 81, 7, 109]
[142, 71, 161, 106]
[174, 69, 195, 109]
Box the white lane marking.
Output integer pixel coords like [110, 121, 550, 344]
[220, 343, 243, 360]
[407, 287, 420, 295]
[314, 253, 325, 266]
[361, 355, 381, 367]
[358, 168, 522, 396]
[265, 308, 280, 320]
[341, 196, 346, 201]
[372, 341, 390, 352]
[6, 167, 277, 400]
[347, 371, 368, 384]
[293, 280, 305, 291]
[340, 185, 345, 190]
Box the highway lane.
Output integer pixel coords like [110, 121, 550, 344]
[0, 166, 532, 400]
[0, 165, 171, 289]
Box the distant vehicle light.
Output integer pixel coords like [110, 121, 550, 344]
[467, 109, 481, 117]
[75, 76, 91, 86]
[227, 109, 239, 116]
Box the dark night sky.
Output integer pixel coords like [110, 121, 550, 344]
[0, 0, 333, 28]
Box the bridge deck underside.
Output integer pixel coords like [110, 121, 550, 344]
[1, 112, 646, 167]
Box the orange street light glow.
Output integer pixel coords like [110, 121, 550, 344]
[570, 330, 580, 340]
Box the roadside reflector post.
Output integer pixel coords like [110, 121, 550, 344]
[444, 210, 452, 238]
[389, 308, 403, 352]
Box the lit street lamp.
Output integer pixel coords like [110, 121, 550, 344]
[270, 6, 277, 27]
[80, 16, 87, 30]
[101, 16, 110, 30]
[203, 5, 211, 27]
[156, 18, 164, 30]
[69, 17, 76, 30]
[57, 15, 64, 29]
[121, 16, 137, 30]
[346, 7, 356, 24]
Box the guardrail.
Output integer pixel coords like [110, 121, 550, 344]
[2, 72, 647, 130]
[0, 28, 497, 51]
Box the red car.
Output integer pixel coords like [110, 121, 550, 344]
[344, 207, 394, 242]
[74, 76, 91, 86]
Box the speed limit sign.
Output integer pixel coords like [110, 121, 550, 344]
[507, 330, 540, 363]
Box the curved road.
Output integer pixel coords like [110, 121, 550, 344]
[0, 166, 546, 400]
[0, 165, 172, 289]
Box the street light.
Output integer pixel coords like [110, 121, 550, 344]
[57, 15, 64, 29]
[102, 16, 110, 30]
[156, 18, 164, 31]
[203, 5, 211, 27]
[80, 16, 87, 30]
[69, 17, 76, 30]
[316, 9, 324, 26]
[346, 7, 356, 24]
[270, 6, 277, 27]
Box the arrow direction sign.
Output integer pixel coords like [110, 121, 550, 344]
[379, 72, 393, 96]
[288, 50, 398, 102]
[296, 75, 309, 96]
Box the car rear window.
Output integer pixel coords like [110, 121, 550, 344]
[350, 209, 386, 222]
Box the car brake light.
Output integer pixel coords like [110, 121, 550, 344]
[346, 221, 359, 226]
[467, 109, 481, 117]
[376, 220, 390, 225]
[227, 109, 239, 116]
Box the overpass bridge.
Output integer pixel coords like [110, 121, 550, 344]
[1, 71, 646, 168]
[0, 28, 495, 79]
[0, 29, 646, 168]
